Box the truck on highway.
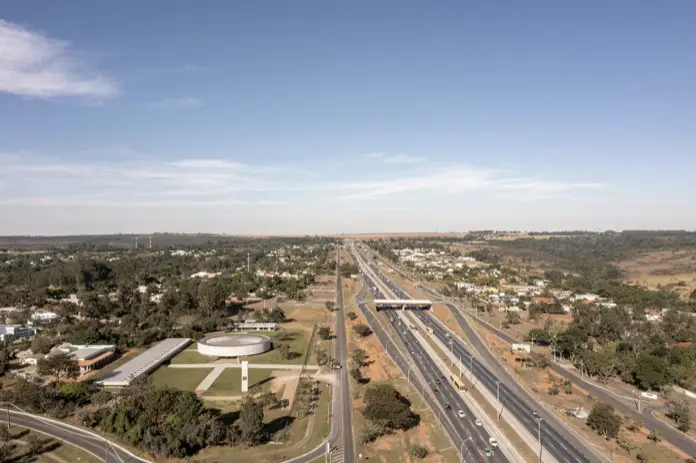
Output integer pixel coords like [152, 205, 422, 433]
[426, 326, 434, 334]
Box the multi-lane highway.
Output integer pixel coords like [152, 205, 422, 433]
[442, 296, 696, 461]
[361, 253, 602, 463]
[353, 248, 509, 462]
[334, 248, 355, 463]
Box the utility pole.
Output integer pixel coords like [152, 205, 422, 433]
[135, 237, 138, 249]
[247, 252, 251, 273]
[6, 403, 9, 430]
[149, 235, 152, 249]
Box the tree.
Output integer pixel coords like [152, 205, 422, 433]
[31, 336, 54, 355]
[586, 402, 621, 439]
[239, 397, 264, 445]
[352, 348, 367, 367]
[277, 343, 290, 360]
[37, 353, 79, 379]
[548, 384, 560, 395]
[362, 384, 419, 431]
[350, 367, 362, 383]
[647, 429, 662, 442]
[0, 444, 10, 463]
[564, 380, 573, 395]
[318, 326, 332, 340]
[505, 311, 521, 325]
[636, 450, 652, 463]
[633, 354, 671, 391]
[325, 301, 335, 312]
[267, 308, 287, 323]
[667, 400, 691, 433]
[316, 347, 329, 366]
[409, 444, 428, 458]
[347, 311, 358, 321]
[352, 324, 373, 337]
[0, 425, 9, 443]
[27, 434, 42, 456]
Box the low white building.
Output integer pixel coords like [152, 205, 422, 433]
[0, 325, 36, 342]
[30, 310, 59, 323]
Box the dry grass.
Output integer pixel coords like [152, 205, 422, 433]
[619, 249, 696, 298]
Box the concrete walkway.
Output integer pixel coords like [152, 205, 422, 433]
[195, 366, 226, 393]
[169, 363, 319, 370]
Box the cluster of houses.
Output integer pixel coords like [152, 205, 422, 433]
[395, 248, 482, 280]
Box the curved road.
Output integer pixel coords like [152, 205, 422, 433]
[3, 408, 149, 462]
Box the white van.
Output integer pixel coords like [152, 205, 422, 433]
[489, 437, 498, 447]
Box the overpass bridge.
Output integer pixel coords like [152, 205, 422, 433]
[374, 299, 432, 310]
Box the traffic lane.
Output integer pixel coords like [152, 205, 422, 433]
[438, 308, 608, 463]
[6, 411, 145, 462]
[384, 313, 507, 463]
[357, 303, 469, 462]
[335, 262, 356, 463]
[424, 312, 578, 462]
[422, 313, 588, 463]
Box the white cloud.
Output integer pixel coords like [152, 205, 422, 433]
[0, 154, 605, 211]
[148, 97, 202, 109]
[0, 20, 118, 99]
[365, 152, 424, 163]
[382, 154, 425, 164]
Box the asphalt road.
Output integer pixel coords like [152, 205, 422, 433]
[3, 409, 149, 462]
[334, 248, 356, 463]
[354, 251, 507, 462]
[452, 302, 696, 460]
[365, 261, 600, 463]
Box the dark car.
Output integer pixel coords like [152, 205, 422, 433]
[444, 404, 451, 411]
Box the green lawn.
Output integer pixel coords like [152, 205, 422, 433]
[150, 367, 213, 391]
[241, 329, 311, 365]
[169, 348, 212, 364]
[204, 368, 275, 396]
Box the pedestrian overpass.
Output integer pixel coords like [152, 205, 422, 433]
[374, 299, 432, 311]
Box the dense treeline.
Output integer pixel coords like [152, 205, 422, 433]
[0, 240, 335, 348]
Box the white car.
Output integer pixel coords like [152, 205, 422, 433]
[475, 418, 482, 426]
[483, 447, 492, 457]
[488, 437, 498, 448]
[457, 409, 466, 418]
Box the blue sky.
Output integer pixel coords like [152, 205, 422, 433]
[1, 1, 695, 235]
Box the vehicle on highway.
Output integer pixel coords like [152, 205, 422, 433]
[484, 447, 492, 457]
[489, 437, 498, 447]
[334, 362, 342, 369]
[532, 410, 539, 418]
[475, 418, 482, 426]
[444, 404, 451, 411]
[457, 409, 466, 418]
[433, 388, 438, 393]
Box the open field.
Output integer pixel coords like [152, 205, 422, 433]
[204, 368, 275, 396]
[619, 249, 696, 298]
[150, 366, 213, 391]
[239, 329, 311, 365]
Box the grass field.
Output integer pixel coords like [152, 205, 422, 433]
[240, 329, 310, 365]
[150, 367, 213, 391]
[169, 348, 212, 364]
[204, 368, 275, 396]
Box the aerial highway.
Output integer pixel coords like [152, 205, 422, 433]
[352, 247, 511, 462]
[361, 253, 603, 463]
[333, 247, 355, 463]
[442, 296, 696, 461]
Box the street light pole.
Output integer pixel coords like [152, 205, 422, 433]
[496, 380, 502, 421]
[537, 418, 543, 463]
